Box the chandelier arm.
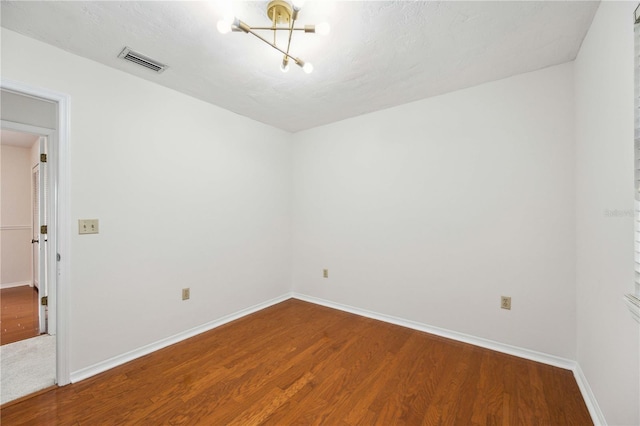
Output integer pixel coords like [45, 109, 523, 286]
[249, 27, 308, 31]
[272, 12, 277, 45]
[244, 26, 300, 62]
[283, 17, 295, 64]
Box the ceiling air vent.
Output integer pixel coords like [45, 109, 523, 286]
[118, 47, 168, 74]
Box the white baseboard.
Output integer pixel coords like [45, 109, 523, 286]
[292, 293, 604, 425]
[292, 293, 575, 369]
[1, 281, 32, 289]
[573, 363, 607, 425]
[70, 293, 292, 383]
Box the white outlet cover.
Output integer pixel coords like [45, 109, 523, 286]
[78, 219, 99, 234]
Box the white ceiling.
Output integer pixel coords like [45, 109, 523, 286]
[0, 1, 599, 133]
[1, 129, 39, 148]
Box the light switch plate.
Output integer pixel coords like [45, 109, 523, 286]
[78, 219, 99, 234]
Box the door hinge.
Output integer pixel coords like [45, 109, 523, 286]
[40, 153, 47, 163]
[40, 225, 48, 234]
[41, 296, 48, 306]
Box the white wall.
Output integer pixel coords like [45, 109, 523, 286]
[292, 63, 576, 359]
[1, 28, 293, 373]
[575, 2, 640, 425]
[0, 144, 32, 287]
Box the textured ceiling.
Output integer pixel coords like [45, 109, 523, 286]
[1, 1, 599, 133]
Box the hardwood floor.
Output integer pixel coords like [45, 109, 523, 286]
[0, 299, 592, 425]
[1, 286, 39, 345]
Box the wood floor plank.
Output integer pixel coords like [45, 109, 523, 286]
[1, 286, 40, 345]
[0, 299, 593, 425]
[470, 352, 505, 425]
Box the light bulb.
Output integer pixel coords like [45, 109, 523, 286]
[315, 22, 330, 36]
[217, 19, 232, 34]
[281, 57, 290, 73]
[302, 62, 314, 74]
[292, 0, 306, 10]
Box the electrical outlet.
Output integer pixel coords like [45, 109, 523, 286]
[501, 296, 511, 310]
[182, 288, 190, 300]
[323, 269, 328, 278]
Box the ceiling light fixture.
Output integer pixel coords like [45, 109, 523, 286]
[217, 0, 329, 74]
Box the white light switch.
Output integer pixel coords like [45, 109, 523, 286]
[78, 219, 99, 234]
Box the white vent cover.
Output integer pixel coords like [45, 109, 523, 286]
[118, 47, 167, 73]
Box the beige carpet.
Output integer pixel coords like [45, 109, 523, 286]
[0, 335, 56, 405]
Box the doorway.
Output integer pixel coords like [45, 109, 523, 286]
[1, 128, 55, 404]
[0, 129, 46, 345]
[0, 81, 71, 395]
[1, 130, 49, 343]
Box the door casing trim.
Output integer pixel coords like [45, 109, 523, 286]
[1, 79, 71, 386]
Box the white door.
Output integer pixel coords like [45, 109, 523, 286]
[32, 136, 48, 334]
[32, 165, 40, 289]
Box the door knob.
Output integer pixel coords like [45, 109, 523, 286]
[31, 239, 39, 244]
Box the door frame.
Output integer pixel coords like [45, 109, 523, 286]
[36, 135, 49, 335]
[1, 79, 71, 386]
[32, 162, 41, 294]
[30, 136, 50, 335]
